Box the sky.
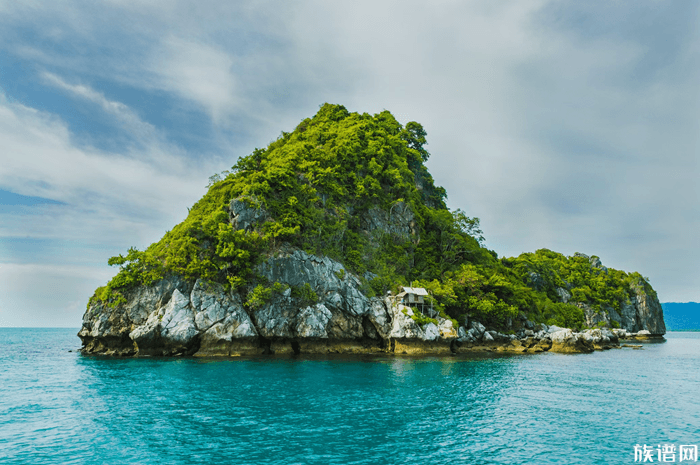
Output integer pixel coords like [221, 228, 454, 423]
[0, 0, 698, 327]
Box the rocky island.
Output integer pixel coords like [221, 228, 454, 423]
[79, 104, 665, 356]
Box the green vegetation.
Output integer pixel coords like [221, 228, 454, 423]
[291, 283, 319, 308]
[246, 282, 288, 310]
[402, 307, 438, 329]
[502, 249, 652, 326]
[91, 103, 654, 330]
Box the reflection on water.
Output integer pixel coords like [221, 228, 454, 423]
[1, 329, 699, 464]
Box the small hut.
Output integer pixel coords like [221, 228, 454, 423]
[401, 287, 428, 306]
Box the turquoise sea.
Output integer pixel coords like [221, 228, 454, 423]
[1, 329, 699, 464]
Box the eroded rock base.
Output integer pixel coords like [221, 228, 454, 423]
[79, 250, 665, 358]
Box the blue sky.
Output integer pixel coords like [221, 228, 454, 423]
[0, 0, 698, 327]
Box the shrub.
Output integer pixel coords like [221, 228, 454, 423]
[291, 283, 318, 307]
[410, 310, 438, 328]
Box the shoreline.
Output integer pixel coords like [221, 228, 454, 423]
[78, 332, 667, 358]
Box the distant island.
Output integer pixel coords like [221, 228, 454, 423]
[662, 303, 700, 331]
[78, 104, 665, 357]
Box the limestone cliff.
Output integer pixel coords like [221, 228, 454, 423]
[79, 248, 459, 356]
[78, 246, 661, 356]
[579, 284, 666, 336]
[515, 252, 666, 337]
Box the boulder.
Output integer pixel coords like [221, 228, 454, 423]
[366, 298, 392, 339]
[470, 321, 486, 336]
[547, 325, 567, 334]
[438, 320, 458, 339]
[423, 323, 440, 341]
[458, 326, 468, 339]
[549, 329, 594, 354]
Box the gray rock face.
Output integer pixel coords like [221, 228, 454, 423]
[458, 326, 468, 339]
[608, 307, 622, 325]
[229, 197, 269, 232]
[128, 288, 198, 355]
[547, 257, 666, 336]
[616, 280, 666, 334]
[79, 247, 462, 356]
[79, 277, 259, 356]
[526, 272, 545, 291]
[582, 304, 609, 329]
[128, 288, 199, 354]
[160, 289, 197, 344]
[78, 275, 190, 355]
[362, 201, 417, 240]
[80, 245, 665, 356]
[367, 298, 392, 339]
[631, 282, 666, 335]
[296, 304, 333, 338]
[259, 248, 369, 317]
[194, 282, 258, 355]
[555, 287, 571, 303]
[470, 321, 486, 336]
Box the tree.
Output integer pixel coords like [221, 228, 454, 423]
[401, 121, 430, 162]
[452, 209, 484, 245]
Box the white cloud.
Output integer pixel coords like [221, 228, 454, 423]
[0, 87, 222, 324]
[0, 94, 203, 206]
[269, 0, 700, 302]
[42, 71, 159, 141]
[0, 89, 220, 251]
[0, 263, 115, 327]
[151, 37, 239, 125]
[0, 0, 698, 323]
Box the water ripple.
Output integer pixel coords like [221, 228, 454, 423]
[1, 329, 699, 464]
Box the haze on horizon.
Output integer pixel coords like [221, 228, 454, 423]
[0, 1, 698, 327]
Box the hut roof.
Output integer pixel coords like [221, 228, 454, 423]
[401, 287, 428, 296]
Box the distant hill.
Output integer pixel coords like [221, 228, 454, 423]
[661, 302, 700, 331]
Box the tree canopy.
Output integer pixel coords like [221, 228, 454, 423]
[92, 104, 655, 330]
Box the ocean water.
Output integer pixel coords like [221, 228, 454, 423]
[1, 329, 699, 465]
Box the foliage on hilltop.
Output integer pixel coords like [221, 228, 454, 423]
[502, 249, 656, 328]
[91, 103, 656, 331]
[414, 249, 654, 330]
